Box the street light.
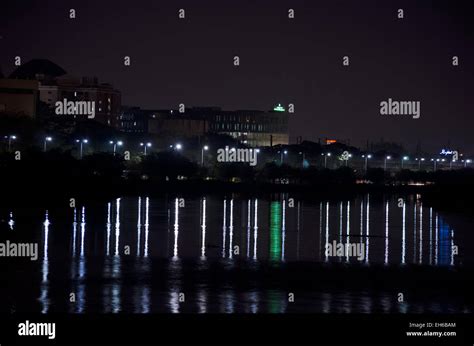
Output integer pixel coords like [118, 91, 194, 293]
[322, 152, 331, 168]
[363, 154, 372, 171]
[465, 159, 472, 168]
[109, 140, 123, 155]
[416, 157, 425, 170]
[299, 151, 305, 168]
[344, 153, 352, 166]
[384, 155, 391, 170]
[401, 156, 409, 169]
[43, 136, 52, 152]
[175, 143, 183, 151]
[431, 158, 440, 171]
[140, 142, 152, 155]
[201, 145, 209, 166]
[75, 139, 88, 159]
[280, 150, 288, 164]
[5, 135, 16, 152]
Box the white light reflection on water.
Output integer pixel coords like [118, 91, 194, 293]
[253, 199, 258, 260]
[39, 210, 50, 314]
[201, 198, 207, 259]
[384, 200, 389, 265]
[144, 197, 149, 257]
[229, 199, 234, 259]
[23, 194, 468, 314]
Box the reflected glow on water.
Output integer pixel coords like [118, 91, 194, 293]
[106, 203, 111, 256]
[402, 201, 406, 265]
[137, 197, 141, 257]
[201, 198, 207, 259]
[346, 201, 350, 262]
[222, 199, 226, 258]
[3, 193, 467, 314]
[269, 201, 282, 262]
[173, 198, 179, 259]
[115, 198, 121, 257]
[419, 204, 423, 264]
[229, 199, 234, 259]
[385, 200, 389, 265]
[40, 211, 50, 314]
[365, 195, 370, 265]
[144, 197, 149, 258]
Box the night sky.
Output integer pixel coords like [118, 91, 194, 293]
[1, 0, 473, 153]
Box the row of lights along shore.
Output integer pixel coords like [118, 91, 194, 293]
[2, 135, 472, 169]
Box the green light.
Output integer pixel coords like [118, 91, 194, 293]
[273, 104, 285, 112]
[269, 201, 282, 261]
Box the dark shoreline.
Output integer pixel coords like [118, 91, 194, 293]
[2, 177, 474, 219]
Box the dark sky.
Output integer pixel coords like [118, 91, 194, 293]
[1, 0, 473, 153]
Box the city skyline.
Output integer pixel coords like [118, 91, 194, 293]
[1, 0, 473, 153]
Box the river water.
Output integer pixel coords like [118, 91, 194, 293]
[1, 193, 473, 314]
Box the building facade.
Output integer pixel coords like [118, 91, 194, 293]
[180, 106, 289, 147]
[8, 59, 121, 126]
[119, 106, 148, 133]
[0, 79, 39, 117]
[147, 110, 208, 138]
[39, 76, 121, 127]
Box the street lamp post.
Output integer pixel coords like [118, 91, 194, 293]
[363, 154, 372, 171]
[43, 136, 52, 152]
[109, 140, 123, 156]
[201, 145, 209, 165]
[401, 156, 409, 169]
[299, 152, 305, 168]
[6, 135, 16, 152]
[170, 143, 183, 152]
[76, 139, 88, 159]
[431, 158, 439, 171]
[280, 150, 288, 164]
[344, 153, 352, 166]
[417, 158, 425, 170]
[384, 156, 391, 170]
[323, 153, 331, 168]
[465, 159, 471, 168]
[140, 142, 152, 155]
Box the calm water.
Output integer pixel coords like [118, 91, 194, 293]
[2, 193, 473, 314]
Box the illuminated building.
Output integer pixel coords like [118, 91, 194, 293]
[39, 76, 121, 127]
[171, 105, 289, 147]
[9, 59, 121, 127]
